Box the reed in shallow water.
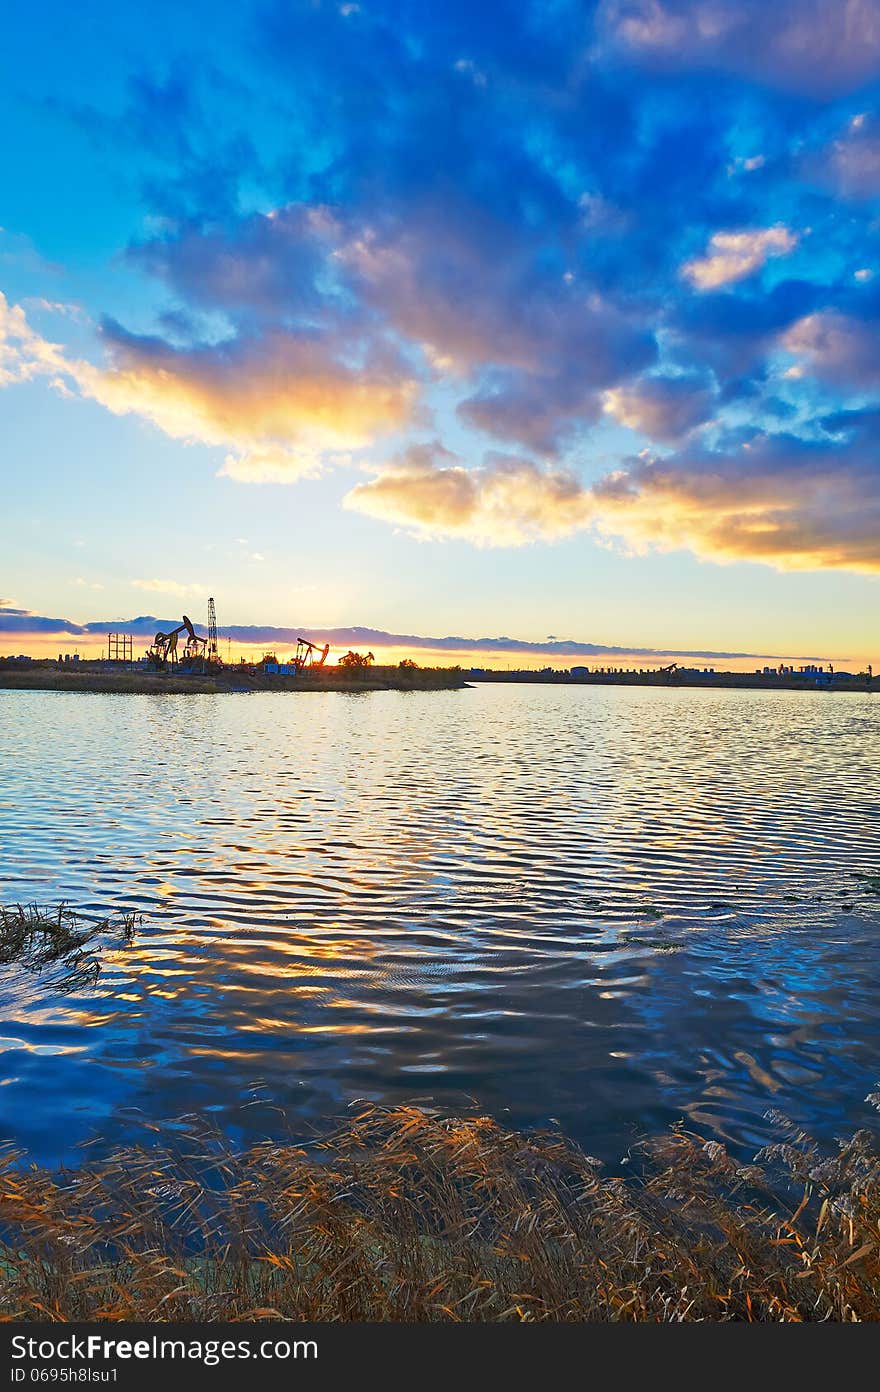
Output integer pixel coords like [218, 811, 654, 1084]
[2, 1101, 880, 1321]
[0, 903, 139, 990]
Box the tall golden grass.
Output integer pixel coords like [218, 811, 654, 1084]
[2, 1102, 879, 1322]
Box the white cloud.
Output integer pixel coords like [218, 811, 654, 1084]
[682, 226, 798, 290]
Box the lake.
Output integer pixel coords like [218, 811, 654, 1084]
[1, 684, 879, 1165]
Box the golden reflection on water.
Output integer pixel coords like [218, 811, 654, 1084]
[0, 683, 879, 1164]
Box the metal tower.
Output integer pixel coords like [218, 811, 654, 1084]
[207, 597, 219, 661]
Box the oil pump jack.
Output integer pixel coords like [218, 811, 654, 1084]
[147, 615, 207, 669]
[293, 638, 330, 674]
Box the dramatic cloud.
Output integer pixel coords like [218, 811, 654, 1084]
[783, 311, 880, 389]
[6, 0, 880, 582]
[591, 432, 880, 572]
[344, 426, 880, 573]
[455, 295, 656, 455]
[602, 0, 880, 96]
[344, 442, 594, 545]
[134, 197, 657, 458]
[682, 227, 798, 291]
[90, 321, 418, 473]
[603, 375, 716, 440]
[129, 204, 338, 316]
[666, 278, 823, 380]
[0, 292, 418, 478]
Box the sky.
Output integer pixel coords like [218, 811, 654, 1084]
[1, 0, 879, 669]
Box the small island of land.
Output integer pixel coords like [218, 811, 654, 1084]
[0, 659, 467, 695]
[1, 655, 874, 695]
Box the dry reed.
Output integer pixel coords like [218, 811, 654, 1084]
[0, 903, 139, 990]
[2, 1101, 880, 1322]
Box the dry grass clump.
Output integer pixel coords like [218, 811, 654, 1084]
[0, 903, 139, 990]
[2, 1102, 880, 1322]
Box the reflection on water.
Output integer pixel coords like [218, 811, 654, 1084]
[1, 684, 879, 1164]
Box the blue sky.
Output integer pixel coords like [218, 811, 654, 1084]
[1, 0, 879, 665]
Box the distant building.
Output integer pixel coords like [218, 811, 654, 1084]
[571, 666, 589, 678]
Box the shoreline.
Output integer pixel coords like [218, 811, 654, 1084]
[470, 671, 875, 694]
[0, 667, 874, 695]
[0, 665, 468, 695]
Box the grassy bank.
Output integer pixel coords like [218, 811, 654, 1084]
[0, 903, 139, 990]
[0, 670, 224, 694]
[0, 665, 466, 694]
[2, 1102, 879, 1321]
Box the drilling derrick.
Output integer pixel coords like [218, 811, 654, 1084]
[207, 597, 219, 662]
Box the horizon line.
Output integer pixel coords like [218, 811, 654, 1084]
[0, 608, 848, 664]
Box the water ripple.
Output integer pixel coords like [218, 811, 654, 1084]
[1, 684, 879, 1163]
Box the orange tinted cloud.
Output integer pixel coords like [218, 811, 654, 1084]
[344, 443, 594, 545]
[0, 292, 418, 479]
[346, 433, 880, 572]
[4, 292, 879, 573]
[592, 436, 880, 572]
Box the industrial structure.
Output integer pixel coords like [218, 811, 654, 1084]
[106, 632, 133, 663]
[207, 597, 219, 662]
[263, 640, 330, 676]
[294, 638, 330, 673]
[146, 614, 210, 670]
[146, 596, 231, 671]
[142, 599, 332, 677]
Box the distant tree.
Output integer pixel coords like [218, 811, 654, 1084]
[339, 650, 375, 669]
[398, 658, 419, 669]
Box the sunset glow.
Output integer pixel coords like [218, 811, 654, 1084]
[1, 0, 878, 664]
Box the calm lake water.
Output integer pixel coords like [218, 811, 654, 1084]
[2, 684, 879, 1165]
